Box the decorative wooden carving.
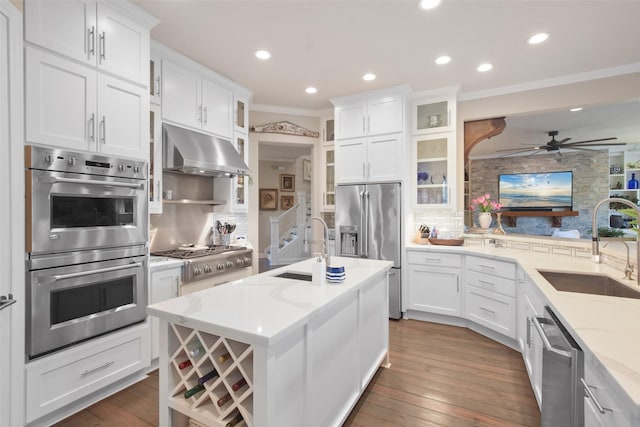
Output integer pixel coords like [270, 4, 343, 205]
[250, 120, 319, 138]
[464, 117, 507, 164]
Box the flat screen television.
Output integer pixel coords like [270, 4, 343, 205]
[498, 171, 573, 210]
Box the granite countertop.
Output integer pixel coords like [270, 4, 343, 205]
[147, 256, 393, 347]
[407, 240, 640, 419]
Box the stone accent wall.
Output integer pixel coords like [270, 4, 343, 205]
[469, 150, 609, 237]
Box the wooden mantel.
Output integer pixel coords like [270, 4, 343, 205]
[501, 210, 579, 227]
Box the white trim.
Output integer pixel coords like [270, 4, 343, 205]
[99, 0, 160, 29]
[250, 103, 321, 118]
[460, 63, 640, 102]
[0, 2, 24, 426]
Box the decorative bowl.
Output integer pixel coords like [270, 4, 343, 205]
[428, 238, 465, 246]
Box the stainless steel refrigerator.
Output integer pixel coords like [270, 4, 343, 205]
[335, 182, 402, 319]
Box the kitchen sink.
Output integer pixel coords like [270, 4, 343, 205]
[537, 270, 640, 299]
[273, 272, 313, 282]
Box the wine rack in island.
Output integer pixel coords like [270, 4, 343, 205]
[168, 323, 253, 427]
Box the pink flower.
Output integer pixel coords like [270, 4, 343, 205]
[469, 194, 501, 213]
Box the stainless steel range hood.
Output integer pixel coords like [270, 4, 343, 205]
[163, 123, 249, 177]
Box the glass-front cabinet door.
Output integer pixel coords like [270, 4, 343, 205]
[321, 143, 335, 211]
[149, 103, 162, 214]
[413, 98, 451, 134]
[231, 134, 248, 211]
[413, 134, 454, 208]
[234, 94, 248, 134]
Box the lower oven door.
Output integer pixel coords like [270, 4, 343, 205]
[27, 254, 148, 359]
[26, 168, 148, 254]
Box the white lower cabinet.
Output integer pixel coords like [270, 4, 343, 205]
[464, 256, 517, 339]
[407, 251, 461, 316]
[521, 275, 544, 406]
[25, 324, 150, 424]
[582, 354, 635, 427]
[150, 267, 180, 361]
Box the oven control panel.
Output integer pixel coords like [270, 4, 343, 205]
[25, 145, 147, 180]
[183, 250, 253, 284]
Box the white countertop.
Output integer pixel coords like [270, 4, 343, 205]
[147, 256, 393, 347]
[149, 256, 184, 272]
[407, 241, 640, 418]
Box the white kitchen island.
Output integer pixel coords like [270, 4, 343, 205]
[147, 256, 393, 427]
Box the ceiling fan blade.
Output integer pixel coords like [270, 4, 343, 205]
[561, 141, 625, 147]
[560, 137, 618, 145]
[495, 146, 545, 153]
[558, 137, 571, 144]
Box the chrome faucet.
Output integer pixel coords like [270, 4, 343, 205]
[304, 216, 330, 265]
[592, 197, 640, 284]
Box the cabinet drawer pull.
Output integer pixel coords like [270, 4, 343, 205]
[479, 306, 496, 315]
[81, 360, 114, 377]
[100, 116, 106, 144]
[478, 264, 495, 271]
[581, 378, 609, 415]
[99, 31, 106, 62]
[89, 113, 95, 142]
[478, 279, 495, 286]
[424, 257, 442, 263]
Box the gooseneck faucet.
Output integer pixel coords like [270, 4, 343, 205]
[304, 216, 330, 265]
[592, 197, 640, 285]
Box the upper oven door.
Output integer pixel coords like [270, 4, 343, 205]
[27, 169, 148, 254]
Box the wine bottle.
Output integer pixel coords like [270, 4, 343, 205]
[217, 393, 232, 407]
[178, 360, 192, 370]
[197, 368, 218, 385]
[183, 383, 205, 398]
[226, 412, 243, 427]
[231, 377, 247, 391]
[218, 352, 231, 364]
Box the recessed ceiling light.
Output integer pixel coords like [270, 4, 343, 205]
[528, 33, 549, 45]
[570, 107, 583, 112]
[305, 87, 317, 94]
[255, 50, 271, 60]
[362, 73, 376, 81]
[435, 55, 451, 65]
[477, 63, 493, 72]
[419, 0, 441, 10]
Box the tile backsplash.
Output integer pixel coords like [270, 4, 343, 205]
[414, 211, 465, 237]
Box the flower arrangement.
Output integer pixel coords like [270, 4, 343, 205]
[469, 194, 502, 213]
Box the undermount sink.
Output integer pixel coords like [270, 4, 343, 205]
[538, 270, 640, 299]
[273, 272, 313, 282]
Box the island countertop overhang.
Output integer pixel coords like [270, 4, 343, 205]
[147, 257, 393, 347]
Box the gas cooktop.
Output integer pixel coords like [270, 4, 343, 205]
[151, 245, 246, 260]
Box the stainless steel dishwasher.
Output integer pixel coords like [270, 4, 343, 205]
[533, 306, 584, 427]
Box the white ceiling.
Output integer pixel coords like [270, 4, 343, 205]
[132, 0, 640, 156]
[134, 0, 640, 111]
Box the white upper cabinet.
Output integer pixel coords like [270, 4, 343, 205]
[25, 0, 151, 86]
[162, 58, 233, 139]
[201, 77, 233, 138]
[333, 86, 409, 184]
[335, 94, 403, 140]
[25, 47, 97, 152]
[25, 47, 148, 160]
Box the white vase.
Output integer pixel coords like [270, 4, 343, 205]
[478, 212, 492, 229]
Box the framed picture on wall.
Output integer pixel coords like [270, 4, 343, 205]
[259, 188, 278, 210]
[281, 195, 294, 210]
[303, 158, 312, 182]
[280, 174, 295, 192]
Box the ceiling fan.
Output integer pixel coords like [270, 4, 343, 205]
[497, 130, 625, 156]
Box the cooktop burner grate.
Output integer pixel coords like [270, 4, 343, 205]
[151, 245, 245, 259]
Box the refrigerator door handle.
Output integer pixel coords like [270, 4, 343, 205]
[364, 190, 370, 258]
[359, 190, 365, 257]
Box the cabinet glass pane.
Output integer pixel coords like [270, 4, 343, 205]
[325, 164, 334, 191]
[234, 137, 246, 205]
[325, 149, 334, 164]
[149, 60, 157, 97]
[236, 99, 245, 129]
[416, 101, 448, 130]
[416, 137, 448, 205]
[326, 119, 334, 142]
[326, 193, 335, 206]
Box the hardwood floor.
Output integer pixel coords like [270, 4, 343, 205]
[55, 320, 540, 427]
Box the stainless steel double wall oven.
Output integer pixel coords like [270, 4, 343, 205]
[26, 145, 149, 359]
